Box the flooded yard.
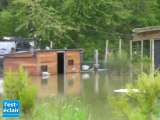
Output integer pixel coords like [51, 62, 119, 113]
[29, 71, 131, 120]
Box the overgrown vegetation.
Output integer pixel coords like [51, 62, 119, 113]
[107, 50, 130, 75]
[106, 47, 151, 76]
[113, 72, 160, 120]
[3, 66, 36, 114]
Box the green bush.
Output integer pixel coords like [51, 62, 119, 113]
[3, 66, 36, 114]
[113, 72, 160, 120]
[31, 97, 89, 120]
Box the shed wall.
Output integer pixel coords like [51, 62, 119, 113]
[3, 54, 38, 75]
[66, 51, 81, 73]
[3, 50, 82, 76]
[37, 51, 57, 75]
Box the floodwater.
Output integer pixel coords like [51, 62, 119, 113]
[30, 71, 131, 120]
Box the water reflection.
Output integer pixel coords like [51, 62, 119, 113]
[30, 73, 82, 97]
[30, 71, 128, 98]
[29, 71, 130, 120]
[94, 72, 99, 93]
[65, 73, 81, 95]
[31, 75, 58, 98]
[0, 71, 130, 120]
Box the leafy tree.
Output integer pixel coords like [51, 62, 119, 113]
[0, 9, 17, 35]
[1, 0, 160, 60]
[59, 0, 130, 59]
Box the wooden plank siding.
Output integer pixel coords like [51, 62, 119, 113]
[132, 25, 160, 41]
[132, 30, 160, 41]
[3, 56, 37, 75]
[3, 49, 82, 76]
[65, 51, 81, 73]
[36, 51, 57, 75]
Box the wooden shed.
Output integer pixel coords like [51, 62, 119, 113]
[3, 49, 83, 75]
[131, 25, 160, 68]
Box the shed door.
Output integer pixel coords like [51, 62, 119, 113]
[57, 52, 65, 74]
[154, 40, 160, 68]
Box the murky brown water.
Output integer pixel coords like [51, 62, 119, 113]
[30, 71, 130, 120]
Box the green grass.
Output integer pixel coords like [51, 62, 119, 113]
[31, 97, 89, 120]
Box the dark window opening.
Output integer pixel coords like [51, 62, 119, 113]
[57, 53, 64, 74]
[68, 59, 74, 66]
[16, 41, 31, 51]
[41, 65, 48, 72]
[155, 40, 160, 68]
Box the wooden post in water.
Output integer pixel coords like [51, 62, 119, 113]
[150, 40, 152, 59]
[50, 41, 53, 49]
[130, 40, 133, 82]
[119, 39, 122, 57]
[141, 40, 143, 60]
[130, 40, 132, 60]
[151, 39, 154, 71]
[149, 39, 154, 73]
[105, 40, 108, 61]
[94, 50, 99, 71]
[149, 40, 152, 73]
[130, 63, 133, 82]
[141, 40, 144, 72]
[95, 72, 99, 93]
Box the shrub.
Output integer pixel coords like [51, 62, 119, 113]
[3, 66, 36, 114]
[113, 72, 160, 120]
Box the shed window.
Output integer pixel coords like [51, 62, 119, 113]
[68, 59, 74, 66]
[41, 65, 48, 72]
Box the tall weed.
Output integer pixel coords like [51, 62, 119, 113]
[3, 66, 36, 114]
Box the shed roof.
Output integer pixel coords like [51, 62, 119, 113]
[132, 25, 160, 41]
[132, 25, 160, 33]
[3, 49, 84, 57]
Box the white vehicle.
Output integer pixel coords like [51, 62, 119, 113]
[0, 36, 37, 57]
[0, 41, 16, 55]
